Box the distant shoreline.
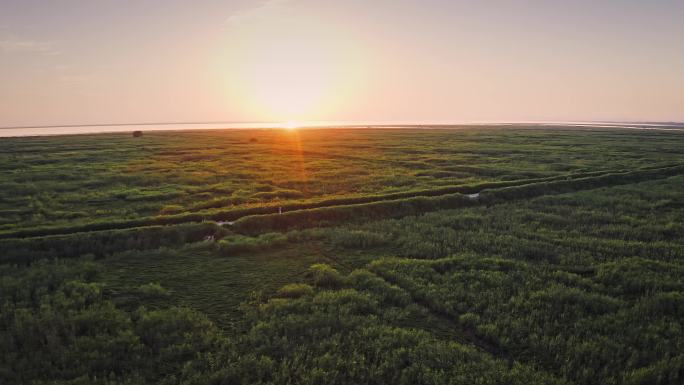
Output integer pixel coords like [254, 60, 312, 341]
[1, 121, 683, 138]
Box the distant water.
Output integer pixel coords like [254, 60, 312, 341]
[1, 121, 682, 138]
[0, 122, 284, 138]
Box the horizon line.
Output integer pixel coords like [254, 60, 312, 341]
[2, 119, 684, 130]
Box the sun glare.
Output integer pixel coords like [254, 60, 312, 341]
[216, 17, 368, 122]
[283, 121, 299, 130]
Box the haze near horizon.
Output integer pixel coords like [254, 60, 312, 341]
[1, 0, 683, 127]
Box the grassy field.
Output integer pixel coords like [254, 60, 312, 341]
[1, 126, 683, 384]
[2, 127, 682, 234]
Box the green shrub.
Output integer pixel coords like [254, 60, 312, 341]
[275, 283, 314, 298]
[307, 264, 345, 289]
[459, 312, 481, 327]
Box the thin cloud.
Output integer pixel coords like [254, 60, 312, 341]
[225, 0, 291, 26]
[0, 37, 60, 55]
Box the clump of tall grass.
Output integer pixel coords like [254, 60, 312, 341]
[217, 233, 287, 255]
[307, 264, 345, 289]
[136, 282, 170, 298]
[275, 283, 314, 298]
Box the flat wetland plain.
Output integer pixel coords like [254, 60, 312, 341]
[2, 126, 683, 384]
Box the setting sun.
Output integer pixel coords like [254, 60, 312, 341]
[215, 8, 368, 122]
[282, 121, 299, 130]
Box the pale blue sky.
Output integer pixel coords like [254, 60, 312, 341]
[1, 0, 683, 126]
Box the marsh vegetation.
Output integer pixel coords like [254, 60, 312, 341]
[1, 127, 683, 384]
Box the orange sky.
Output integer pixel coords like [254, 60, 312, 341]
[1, 0, 683, 127]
